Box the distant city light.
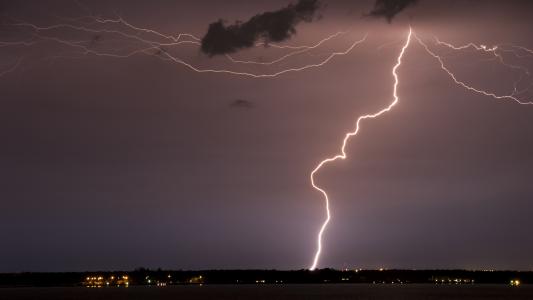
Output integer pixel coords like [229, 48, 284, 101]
[510, 279, 521, 287]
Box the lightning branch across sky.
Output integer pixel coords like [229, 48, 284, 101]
[0, 17, 365, 79]
[225, 31, 347, 65]
[415, 34, 533, 105]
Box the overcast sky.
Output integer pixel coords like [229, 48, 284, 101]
[1, 0, 532, 272]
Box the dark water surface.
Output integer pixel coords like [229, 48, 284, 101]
[1, 284, 532, 300]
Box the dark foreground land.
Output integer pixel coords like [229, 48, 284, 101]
[1, 269, 532, 287]
[1, 284, 533, 300]
[1, 270, 532, 299]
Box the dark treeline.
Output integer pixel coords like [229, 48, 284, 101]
[0, 269, 531, 287]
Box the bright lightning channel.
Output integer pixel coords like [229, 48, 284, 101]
[309, 27, 412, 271]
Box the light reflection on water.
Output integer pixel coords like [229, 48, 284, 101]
[1, 284, 532, 300]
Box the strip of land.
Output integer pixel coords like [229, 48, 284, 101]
[0, 269, 530, 287]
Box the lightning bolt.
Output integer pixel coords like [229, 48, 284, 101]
[2, 18, 366, 79]
[3, 7, 533, 271]
[414, 34, 533, 105]
[431, 35, 531, 96]
[225, 31, 347, 66]
[91, 16, 202, 42]
[157, 34, 367, 78]
[308, 27, 412, 271]
[511, 45, 533, 56]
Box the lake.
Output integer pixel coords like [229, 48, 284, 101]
[1, 284, 532, 299]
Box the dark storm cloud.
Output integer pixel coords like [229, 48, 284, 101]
[230, 99, 254, 109]
[201, 0, 320, 56]
[367, 0, 418, 22]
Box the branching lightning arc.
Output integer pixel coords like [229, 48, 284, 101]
[0, 17, 365, 79]
[308, 30, 533, 269]
[1, 9, 533, 271]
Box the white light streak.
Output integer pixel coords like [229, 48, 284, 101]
[225, 31, 347, 65]
[309, 27, 412, 271]
[415, 34, 533, 105]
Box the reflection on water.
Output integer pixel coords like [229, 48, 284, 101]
[1, 284, 532, 300]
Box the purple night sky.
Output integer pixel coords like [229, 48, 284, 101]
[1, 0, 532, 272]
